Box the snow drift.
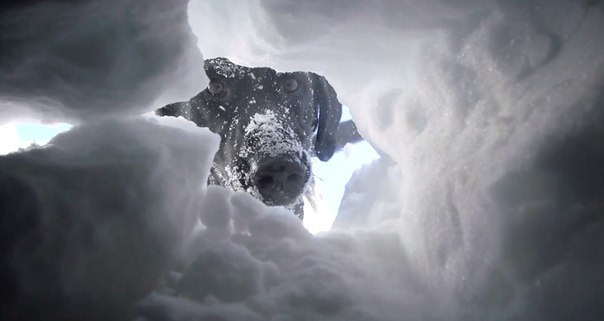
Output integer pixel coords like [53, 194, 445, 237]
[0, 117, 218, 320]
[1, 0, 603, 320]
[0, 0, 204, 123]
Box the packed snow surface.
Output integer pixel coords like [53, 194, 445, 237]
[1, 0, 603, 320]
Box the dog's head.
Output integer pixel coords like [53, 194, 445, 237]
[156, 58, 342, 209]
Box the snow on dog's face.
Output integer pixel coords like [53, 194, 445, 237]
[223, 108, 312, 208]
[156, 58, 342, 218]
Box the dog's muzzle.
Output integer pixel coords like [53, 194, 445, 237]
[235, 110, 311, 206]
[253, 155, 309, 206]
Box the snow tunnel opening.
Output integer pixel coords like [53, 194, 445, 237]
[0, 122, 72, 155]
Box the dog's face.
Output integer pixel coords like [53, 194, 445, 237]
[157, 58, 342, 212]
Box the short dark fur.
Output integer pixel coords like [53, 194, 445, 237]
[156, 58, 354, 219]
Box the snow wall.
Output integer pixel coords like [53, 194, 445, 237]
[1, 1, 603, 320]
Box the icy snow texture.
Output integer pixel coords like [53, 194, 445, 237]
[169, 1, 604, 319]
[1, 0, 604, 320]
[0, 0, 204, 123]
[0, 116, 219, 320]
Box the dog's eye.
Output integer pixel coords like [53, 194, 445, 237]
[283, 78, 298, 93]
[208, 81, 225, 95]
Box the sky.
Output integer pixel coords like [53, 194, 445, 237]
[306, 108, 380, 232]
[0, 122, 71, 154]
[1, 0, 603, 320]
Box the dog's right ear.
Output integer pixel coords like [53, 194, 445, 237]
[155, 101, 205, 124]
[156, 101, 211, 129]
[155, 101, 192, 120]
[155, 101, 188, 118]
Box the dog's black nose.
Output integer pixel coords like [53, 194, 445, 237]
[253, 156, 308, 206]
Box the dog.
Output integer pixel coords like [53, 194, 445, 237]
[156, 57, 360, 219]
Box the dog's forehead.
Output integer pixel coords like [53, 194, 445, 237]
[204, 57, 254, 79]
[204, 57, 307, 83]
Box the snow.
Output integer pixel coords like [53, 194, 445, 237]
[0, 0, 204, 123]
[1, 0, 604, 320]
[210, 57, 250, 79]
[243, 110, 305, 159]
[0, 116, 219, 320]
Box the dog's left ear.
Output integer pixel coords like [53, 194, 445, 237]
[310, 73, 342, 161]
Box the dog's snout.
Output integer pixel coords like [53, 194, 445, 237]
[253, 156, 308, 206]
